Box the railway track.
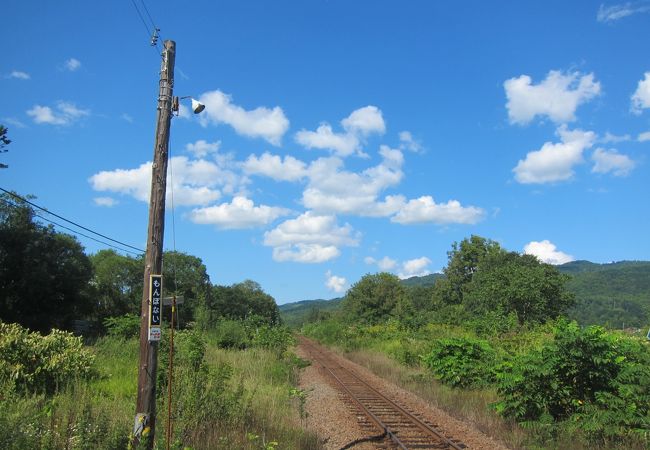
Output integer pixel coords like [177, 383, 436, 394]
[299, 337, 466, 450]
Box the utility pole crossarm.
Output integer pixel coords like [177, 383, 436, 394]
[134, 39, 176, 449]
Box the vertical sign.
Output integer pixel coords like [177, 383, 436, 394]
[149, 275, 162, 341]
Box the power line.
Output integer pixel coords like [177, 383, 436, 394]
[34, 212, 143, 256]
[0, 187, 145, 253]
[128, 0, 162, 53]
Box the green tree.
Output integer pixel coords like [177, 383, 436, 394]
[342, 272, 406, 324]
[0, 125, 10, 169]
[465, 251, 575, 324]
[438, 235, 503, 305]
[162, 251, 211, 326]
[89, 249, 142, 326]
[0, 193, 93, 332]
[211, 280, 280, 325]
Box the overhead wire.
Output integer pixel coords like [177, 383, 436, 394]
[128, 0, 162, 54]
[0, 187, 145, 254]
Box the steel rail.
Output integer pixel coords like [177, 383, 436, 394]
[301, 337, 464, 450]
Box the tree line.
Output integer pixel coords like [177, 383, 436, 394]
[0, 192, 280, 334]
[341, 235, 575, 330]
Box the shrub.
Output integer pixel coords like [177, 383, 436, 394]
[0, 322, 96, 393]
[211, 320, 250, 349]
[494, 321, 650, 445]
[251, 325, 295, 356]
[103, 314, 140, 339]
[421, 337, 497, 388]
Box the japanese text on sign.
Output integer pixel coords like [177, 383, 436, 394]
[148, 275, 162, 341]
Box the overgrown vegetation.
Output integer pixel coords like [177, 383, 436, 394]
[302, 235, 650, 449]
[0, 192, 318, 449]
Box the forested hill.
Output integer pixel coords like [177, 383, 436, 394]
[280, 260, 650, 329]
[558, 260, 650, 328]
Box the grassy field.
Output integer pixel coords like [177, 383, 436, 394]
[0, 328, 321, 450]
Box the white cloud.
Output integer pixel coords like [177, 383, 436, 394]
[591, 148, 635, 176]
[185, 139, 220, 158]
[302, 147, 405, 216]
[263, 212, 359, 263]
[188, 196, 289, 229]
[638, 131, 650, 142]
[295, 124, 360, 157]
[64, 58, 81, 72]
[391, 196, 485, 225]
[295, 105, 385, 157]
[341, 105, 386, 136]
[504, 70, 600, 124]
[93, 197, 118, 207]
[631, 72, 650, 114]
[3, 117, 26, 128]
[27, 102, 90, 126]
[399, 131, 423, 152]
[7, 71, 30, 80]
[398, 257, 432, 279]
[89, 156, 246, 206]
[601, 132, 631, 143]
[364, 256, 398, 271]
[325, 270, 347, 293]
[513, 125, 596, 184]
[243, 152, 307, 182]
[198, 90, 289, 145]
[121, 113, 134, 123]
[524, 240, 574, 265]
[597, 3, 650, 22]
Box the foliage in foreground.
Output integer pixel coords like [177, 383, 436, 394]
[495, 321, 650, 443]
[0, 321, 96, 394]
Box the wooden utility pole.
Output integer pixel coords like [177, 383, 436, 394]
[133, 39, 176, 449]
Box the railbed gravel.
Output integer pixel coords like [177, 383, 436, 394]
[295, 341, 509, 450]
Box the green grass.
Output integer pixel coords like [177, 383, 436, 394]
[1, 331, 321, 450]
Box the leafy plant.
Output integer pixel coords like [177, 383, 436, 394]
[421, 337, 498, 388]
[0, 322, 96, 393]
[103, 314, 141, 339]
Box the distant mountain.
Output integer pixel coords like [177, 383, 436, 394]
[558, 260, 650, 328]
[400, 273, 444, 287]
[280, 261, 650, 329]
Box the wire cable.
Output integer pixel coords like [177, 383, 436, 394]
[128, 0, 162, 54]
[0, 188, 145, 253]
[0, 197, 142, 256]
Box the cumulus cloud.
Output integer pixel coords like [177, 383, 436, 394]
[263, 212, 359, 263]
[597, 2, 650, 22]
[601, 132, 631, 143]
[295, 105, 385, 157]
[64, 58, 81, 72]
[302, 146, 405, 216]
[513, 125, 596, 184]
[7, 71, 30, 80]
[524, 240, 574, 265]
[89, 156, 246, 206]
[93, 197, 118, 207]
[364, 256, 398, 271]
[27, 102, 90, 125]
[638, 131, 650, 142]
[198, 90, 289, 145]
[185, 139, 220, 158]
[391, 196, 485, 225]
[399, 131, 423, 153]
[325, 270, 347, 293]
[399, 257, 432, 279]
[591, 148, 635, 176]
[504, 70, 600, 124]
[243, 152, 308, 182]
[365, 255, 432, 278]
[188, 196, 289, 229]
[631, 72, 650, 114]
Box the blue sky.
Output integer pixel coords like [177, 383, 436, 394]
[2, 1, 649, 304]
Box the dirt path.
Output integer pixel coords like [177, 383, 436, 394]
[295, 340, 509, 450]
